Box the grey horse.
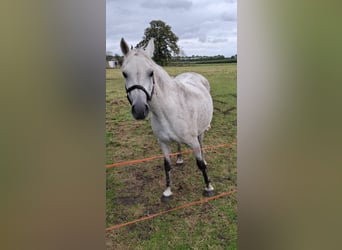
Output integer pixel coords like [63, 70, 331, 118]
[120, 38, 214, 201]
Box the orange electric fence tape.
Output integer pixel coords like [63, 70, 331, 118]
[106, 142, 236, 169]
[105, 189, 237, 232]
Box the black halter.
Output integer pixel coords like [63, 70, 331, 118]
[125, 78, 155, 105]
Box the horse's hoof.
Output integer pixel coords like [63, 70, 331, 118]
[161, 195, 173, 202]
[176, 159, 184, 166]
[203, 190, 215, 197]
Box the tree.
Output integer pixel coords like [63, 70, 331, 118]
[113, 54, 123, 66]
[137, 20, 180, 66]
[106, 51, 114, 61]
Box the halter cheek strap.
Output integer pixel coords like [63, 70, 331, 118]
[125, 78, 155, 105]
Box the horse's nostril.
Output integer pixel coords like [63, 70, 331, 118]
[131, 104, 138, 116]
[131, 103, 149, 120]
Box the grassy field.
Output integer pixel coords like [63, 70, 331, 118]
[106, 63, 237, 249]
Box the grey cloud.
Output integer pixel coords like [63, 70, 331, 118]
[198, 34, 207, 43]
[210, 38, 228, 43]
[140, 1, 161, 9]
[177, 26, 200, 39]
[220, 12, 236, 22]
[141, 0, 193, 10]
[106, 0, 236, 57]
[166, 0, 192, 9]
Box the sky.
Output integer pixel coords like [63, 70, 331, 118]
[106, 0, 237, 57]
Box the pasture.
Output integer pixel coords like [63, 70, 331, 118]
[106, 63, 237, 249]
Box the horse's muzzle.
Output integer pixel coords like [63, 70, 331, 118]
[131, 101, 149, 120]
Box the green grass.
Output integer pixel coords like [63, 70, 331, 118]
[106, 64, 237, 249]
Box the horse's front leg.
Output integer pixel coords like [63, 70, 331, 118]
[159, 141, 173, 202]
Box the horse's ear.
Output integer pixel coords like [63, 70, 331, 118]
[144, 38, 154, 58]
[120, 38, 130, 56]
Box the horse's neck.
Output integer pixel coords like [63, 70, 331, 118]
[150, 67, 174, 114]
[154, 66, 174, 94]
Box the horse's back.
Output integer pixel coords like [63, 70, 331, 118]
[175, 72, 210, 92]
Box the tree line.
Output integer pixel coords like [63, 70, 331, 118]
[107, 20, 236, 67]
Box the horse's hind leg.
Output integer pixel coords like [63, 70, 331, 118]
[176, 143, 184, 165]
[190, 135, 215, 197]
[159, 141, 173, 202]
[196, 159, 214, 197]
[198, 133, 206, 165]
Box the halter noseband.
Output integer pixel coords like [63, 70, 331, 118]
[125, 78, 155, 105]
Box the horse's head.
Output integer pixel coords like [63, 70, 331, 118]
[120, 38, 155, 120]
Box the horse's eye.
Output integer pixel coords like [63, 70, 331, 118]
[149, 71, 154, 77]
[122, 72, 127, 78]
